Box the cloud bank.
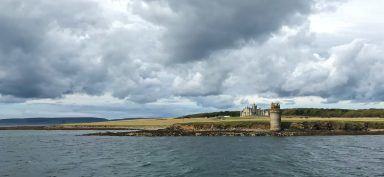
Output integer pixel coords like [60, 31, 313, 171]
[0, 0, 383, 117]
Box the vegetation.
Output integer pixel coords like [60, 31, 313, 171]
[62, 116, 384, 130]
[282, 108, 384, 117]
[64, 117, 219, 128]
[178, 111, 240, 118]
[179, 109, 384, 118]
[180, 117, 384, 130]
[64, 117, 271, 128]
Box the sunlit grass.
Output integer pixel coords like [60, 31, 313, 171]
[62, 116, 384, 129]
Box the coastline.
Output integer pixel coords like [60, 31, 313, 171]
[2, 125, 384, 136]
[82, 125, 384, 137]
[3, 117, 384, 137]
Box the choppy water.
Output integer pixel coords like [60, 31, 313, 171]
[0, 131, 383, 177]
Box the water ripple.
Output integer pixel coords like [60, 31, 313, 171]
[0, 131, 384, 177]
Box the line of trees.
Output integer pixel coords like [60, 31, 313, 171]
[282, 108, 384, 118]
[179, 111, 240, 118]
[179, 108, 384, 118]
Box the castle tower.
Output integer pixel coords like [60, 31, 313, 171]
[269, 102, 281, 131]
[252, 103, 257, 115]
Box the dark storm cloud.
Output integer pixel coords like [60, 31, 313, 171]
[0, 0, 109, 99]
[1, 0, 383, 110]
[0, 0, 316, 103]
[135, 0, 313, 62]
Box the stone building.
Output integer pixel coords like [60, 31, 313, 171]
[240, 104, 269, 117]
[269, 102, 281, 131]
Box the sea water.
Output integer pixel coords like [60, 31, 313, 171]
[0, 131, 383, 177]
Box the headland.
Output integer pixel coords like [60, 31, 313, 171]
[81, 103, 384, 136]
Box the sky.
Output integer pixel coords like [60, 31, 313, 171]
[1, 0, 384, 119]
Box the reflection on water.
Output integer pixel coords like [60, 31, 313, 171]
[1, 131, 384, 177]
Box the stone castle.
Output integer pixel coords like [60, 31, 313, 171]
[240, 103, 269, 117]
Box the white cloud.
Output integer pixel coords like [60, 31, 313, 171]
[1, 0, 384, 118]
[26, 93, 125, 105]
[310, 0, 384, 39]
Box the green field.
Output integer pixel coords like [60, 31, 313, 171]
[62, 116, 384, 130]
[63, 117, 269, 129]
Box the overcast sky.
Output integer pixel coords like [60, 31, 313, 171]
[1, 0, 384, 119]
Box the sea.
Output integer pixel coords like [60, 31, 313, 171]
[1, 131, 383, 177]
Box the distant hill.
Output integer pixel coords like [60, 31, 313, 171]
[180, 108, 384, 118]
[179, 111, 240, 118]
[0, 117, 108, 126]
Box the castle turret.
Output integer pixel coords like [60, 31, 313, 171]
[269, 102, 281, 131]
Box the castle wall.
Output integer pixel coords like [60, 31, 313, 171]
[240, 104, 269, 117]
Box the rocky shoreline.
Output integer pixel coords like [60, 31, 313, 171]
[3, 119, 384, 137]
[83, 126, 384, 137]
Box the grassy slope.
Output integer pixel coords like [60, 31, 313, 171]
[63, 117, 267, 128]
[62, 116, 384, 129]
